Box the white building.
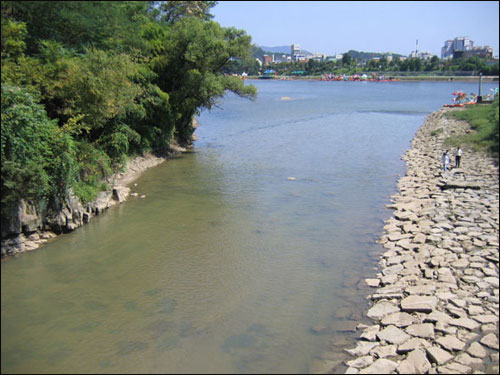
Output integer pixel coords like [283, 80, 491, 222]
[441, 37, 474, 59]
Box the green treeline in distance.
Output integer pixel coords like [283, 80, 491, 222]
[1, 1, 257, 214]
[227, 49, 499, 77]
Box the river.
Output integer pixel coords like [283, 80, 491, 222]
[1, 80, 498, 374]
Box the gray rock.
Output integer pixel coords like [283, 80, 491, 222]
[455, 352, 485, 366]
[448, 317, 480, 331]
[112, 186, 131, 203]
[405, 284, 436, 295]
[344, 367, 359, 374]
[345, 341, 379, 357]
[466, 342, 489, 358]
[369, 344, 397, 359]
[367, 301, 400, 320]
[359, 325, 380, 342]
[397, 337, 432, 353]
[424, 310, 453, 324]
[472, 314, 499, 324]
[479, 333, 498, 350]
[437, 362, 472, 374]
[401, 295, 438, 313]
[365, 278, 380, 287]
[381, 312, 418, 327]
[376, 325, 411, 345]
[405, 323, 435, 339]
[345, 355, 373, 369]
[435, 335, 466, 351]
[397, 349, 431, 374]
[358, 358, 398, 374]
[426, 346, 453, 365]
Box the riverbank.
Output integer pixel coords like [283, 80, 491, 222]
[247, 76, 499, 82]
[319, 108, 499, 374]
[0, 148, 191, 259]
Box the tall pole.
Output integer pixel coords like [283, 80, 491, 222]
[478, 73, 483, 102]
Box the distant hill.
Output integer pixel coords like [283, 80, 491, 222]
[345, 50, 406, 61]
[258, 45, 312, 55]
[258, 45, 292, 54]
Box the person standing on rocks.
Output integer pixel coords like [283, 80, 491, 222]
[455, 147, 463, 168]
[442, 150, 450, 172]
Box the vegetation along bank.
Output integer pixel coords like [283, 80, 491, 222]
[1, 1, 257, 257]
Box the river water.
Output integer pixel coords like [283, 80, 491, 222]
[2, 80, 498, 374]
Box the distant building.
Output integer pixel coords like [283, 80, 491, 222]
[291, 44, 307, 62]
[409, 50, 434, 60]
[464, 46, 494, 59]
[311, 53, 326, 61]
[255, 58, 262, 67]
[441, 37, 477, 59]
[263, 54, 273, 65]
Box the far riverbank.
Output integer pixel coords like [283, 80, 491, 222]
[247, 75, 499, 82]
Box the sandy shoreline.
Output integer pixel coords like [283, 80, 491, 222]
[313, 108, 499, 374]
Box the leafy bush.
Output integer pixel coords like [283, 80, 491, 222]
[1, 85, 77, 209]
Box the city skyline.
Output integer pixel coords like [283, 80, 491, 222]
[212, 1, 499, 58]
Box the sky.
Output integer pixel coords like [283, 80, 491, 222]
[211, 1, 499, 57]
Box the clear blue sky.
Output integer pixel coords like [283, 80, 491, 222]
[211, 1, 499, 57]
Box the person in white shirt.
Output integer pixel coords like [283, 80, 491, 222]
[455, 147, 463, 168]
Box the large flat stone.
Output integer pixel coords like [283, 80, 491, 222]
[345, 341, 379, 356]
[397, 337, 432, 354]
[359, 325, 380, 342]
[480, 333, 499, 349]
[401, 295, 437, 313]
[396, 349, 431, 374]
[435, 334, 466, 351]
[448, 317, 480, 331]
[358, 358, 398, 374]
[426, 346, 453, 365]
[345, 355, 373, 369]
[381, 312, 418, 327]
[466, 342, 489, 358]
[405, 323, 435, 339]
[376, 325, 411, 345]
[367, 301, 400, 320]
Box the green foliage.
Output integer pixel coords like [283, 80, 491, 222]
[445, 98, 499, 156]
[430, 128, 444, 137]
[155, 1, 218, 24]
[58, 48, 143, 132]
[148, 16, 256, 145]
[1, 19, 27, 59]
[1, 1, 258, 216]
[1, 85, 77, 208]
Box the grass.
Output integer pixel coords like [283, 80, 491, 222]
[444, 98, 499, 160]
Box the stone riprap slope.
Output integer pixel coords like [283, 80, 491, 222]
[342, 109, 499, 374]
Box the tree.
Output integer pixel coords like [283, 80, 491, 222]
[342, 52, 352, 67]
[148, 17, 256, 146]
[1, 85, 77, 209]
[154, 1, 218, 24]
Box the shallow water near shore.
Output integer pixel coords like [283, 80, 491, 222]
[2, 80, 498, 373]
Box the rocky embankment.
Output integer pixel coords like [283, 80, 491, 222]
[338, 108, 499, 374]
[1, 113, 199, 259]
[0, 153, 168, 258]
